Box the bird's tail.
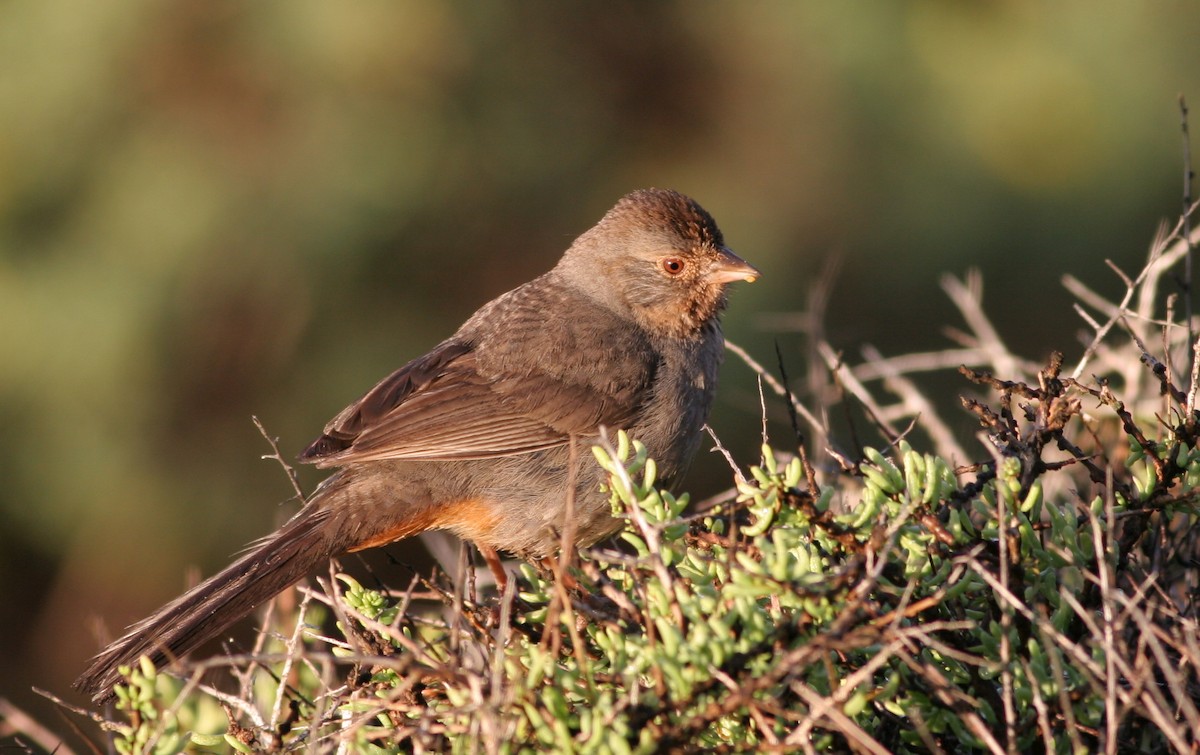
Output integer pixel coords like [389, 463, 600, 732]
[74, 503, 343, 701]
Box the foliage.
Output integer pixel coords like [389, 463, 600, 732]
[85, 373, 1200, 753]
[26, 163, 1200, 753]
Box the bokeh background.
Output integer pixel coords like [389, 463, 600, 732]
[3, 1, 1199, 740]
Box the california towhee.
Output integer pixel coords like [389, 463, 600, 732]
[75, 188, 758, 699]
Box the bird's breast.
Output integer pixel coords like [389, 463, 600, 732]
[629, 329, 724, 486]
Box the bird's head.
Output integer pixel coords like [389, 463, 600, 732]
[559, 188, 759, 339]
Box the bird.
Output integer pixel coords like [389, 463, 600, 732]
[74, 188, 759, 700]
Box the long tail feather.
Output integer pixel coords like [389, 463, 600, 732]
[74, 506, 341, 701]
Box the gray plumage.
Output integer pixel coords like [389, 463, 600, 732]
[75, 188, 758, 700]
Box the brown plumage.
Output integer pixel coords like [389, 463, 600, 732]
[74, 188, 759, 700]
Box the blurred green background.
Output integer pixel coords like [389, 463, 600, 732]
[2, 0, 1198, 734]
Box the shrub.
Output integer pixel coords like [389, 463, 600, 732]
[46, 199, 1200, 754]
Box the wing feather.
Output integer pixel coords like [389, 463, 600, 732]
[299, 281, 658, 468]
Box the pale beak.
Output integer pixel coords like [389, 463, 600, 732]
[706, 247, 760, 285]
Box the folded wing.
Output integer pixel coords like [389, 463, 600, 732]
[299, 336, 653, 467]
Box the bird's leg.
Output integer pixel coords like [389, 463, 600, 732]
[476, 544, 512, 630]
[539, 556, 580, 590]
[477, 544, 508, 591]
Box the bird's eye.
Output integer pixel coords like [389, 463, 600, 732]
[660, 257, 687, 276]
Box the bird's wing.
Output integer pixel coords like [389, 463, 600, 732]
[298, 334, 654, 468]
